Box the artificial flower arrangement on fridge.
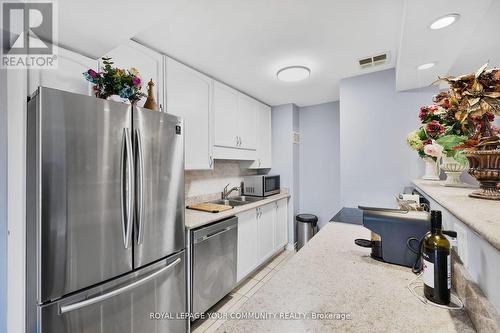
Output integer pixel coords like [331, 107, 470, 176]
[407, 63, 500, 200]
[83, 57, 146, 104]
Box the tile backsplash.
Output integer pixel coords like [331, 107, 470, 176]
[185, 160, 258, 199]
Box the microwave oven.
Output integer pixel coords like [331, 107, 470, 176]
[242, 175, 280, 197]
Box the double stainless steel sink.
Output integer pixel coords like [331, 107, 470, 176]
[210, 196, 264, 207]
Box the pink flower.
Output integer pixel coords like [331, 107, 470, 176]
[424, 142, 444, 158]
[132, 77, 142, 87]
[87, 69, 98, 78]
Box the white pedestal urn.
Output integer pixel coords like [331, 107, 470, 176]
[441, 156, 468, 186]
[422, 157, 440, 180]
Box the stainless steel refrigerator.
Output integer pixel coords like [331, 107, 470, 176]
[26, 87, 187, 333]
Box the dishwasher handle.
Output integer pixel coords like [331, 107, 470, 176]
[193, 223, 237, 244]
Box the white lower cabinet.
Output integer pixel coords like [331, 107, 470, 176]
[236, 209, 259, 282]
[274, 198, 288, 249]
[236, 198, 288, 282]
[258, 204, 276, 262]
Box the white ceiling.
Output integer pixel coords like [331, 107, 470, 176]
[56, 0, 170, 59]
[134, 0, 402, 106]
[395, 0, 494, 92]
[56, 0, 500, 107]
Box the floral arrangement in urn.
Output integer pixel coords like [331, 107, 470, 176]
[407, 63, 500, 199]
[436, 64, 500, 199]
[406, 96, 470, 181]
[83, 57, 146, 104]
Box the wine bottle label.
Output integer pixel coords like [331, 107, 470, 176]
[447, 255, 451, 289]
[423, 249, 451, 291]
[423, 258, 434, 288]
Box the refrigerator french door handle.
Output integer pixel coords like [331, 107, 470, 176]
[135, 128, 145, 245]
[124, 128, 134, 249]
[59, 257, 181, 314]
[120, 129, 128, 248]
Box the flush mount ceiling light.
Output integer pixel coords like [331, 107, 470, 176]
[430, 14, 460, 30]
[417, 62, 436, 70]
[276, 66, 310, 82]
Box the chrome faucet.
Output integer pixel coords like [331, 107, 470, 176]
[222, 183, 240, 199]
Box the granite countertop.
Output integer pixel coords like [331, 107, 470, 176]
[185, 192, 290, 229]
[412, 179, 500, 251]
[217, 222, 475, 332]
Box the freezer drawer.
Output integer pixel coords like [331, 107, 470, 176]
[192, 217, 237, 314]
[37, 251, 187, 333]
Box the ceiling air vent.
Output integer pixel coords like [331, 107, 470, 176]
[358, 57, 372, 69]
[358, 52, 390, 69]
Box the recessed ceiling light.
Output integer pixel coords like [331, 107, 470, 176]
[417, 62, 436, 70]
[430, 14, 460, 30]
[277, 66, 310, 82]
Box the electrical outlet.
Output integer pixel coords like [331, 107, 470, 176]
[454, 223, 468, 266]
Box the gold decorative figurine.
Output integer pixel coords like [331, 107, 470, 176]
[143, 79, 160, 111]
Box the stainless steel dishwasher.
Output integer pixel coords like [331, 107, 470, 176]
[192, 216, 238, 314]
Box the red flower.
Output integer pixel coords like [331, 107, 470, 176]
[419, 107, 428, 121]
[425, 120, 445, 138]
[419, 105, 438, 122]
[433, 92, 450, 109]
[486, 113, 495, 122]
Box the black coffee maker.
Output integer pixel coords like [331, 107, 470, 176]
[355, 207, 430, 268]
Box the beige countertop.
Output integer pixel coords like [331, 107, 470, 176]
[412, 179, 500, 251]
[217, 222, 475, 333]
[185, 192, 291, 229]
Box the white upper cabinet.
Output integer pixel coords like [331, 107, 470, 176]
[248, 102, 272, 169]
[213, 81, 259, 160]
[105, 40, 164, 109]
[237, 94, 257, 150]
[165, 57, 213, 170]
[29, 47, 96, 96]
[213, 81, 240, 148]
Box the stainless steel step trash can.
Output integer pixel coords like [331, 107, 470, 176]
[296, 214, 318, 250]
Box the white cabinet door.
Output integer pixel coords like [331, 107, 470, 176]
[258, 204, 276, 262]
[105, 40, 164, 109]
[29, 47, 96, 96]
[165, 57, 213, 170]
[237, 94, 257, 150]
[237, 209, 259, 282]
[249, 103, 272, 168]
[213, 81, 239, 148]
[274, 199, 288, 250]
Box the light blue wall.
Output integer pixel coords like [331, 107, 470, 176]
[0, 67, 7, 333]
[271, 104, 300, 245]
[298, 102, 341, 228]
[292, 105, 300, 227]
[339, 69, 438, 208]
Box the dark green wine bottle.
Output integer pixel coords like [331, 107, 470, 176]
[423, 210, 451, 305]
